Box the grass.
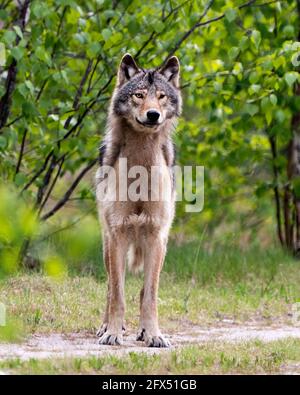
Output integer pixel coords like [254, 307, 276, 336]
[35, 213, 300, 284]
[0, 242, 299, 374]
[0, 339, 299, 374]
[0, 242, 299, 337]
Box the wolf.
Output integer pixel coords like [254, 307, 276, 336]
[95, 53, 182, 347]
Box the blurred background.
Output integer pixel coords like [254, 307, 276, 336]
[0, 0, 300, 279]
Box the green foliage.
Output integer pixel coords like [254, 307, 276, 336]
[0, 183, 37, 277]
[0, 183, 67, 278]
[1, 0, 300, 264]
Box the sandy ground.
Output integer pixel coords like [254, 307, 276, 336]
[1, 324, 300, 362]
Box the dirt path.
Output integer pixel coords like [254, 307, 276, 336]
[1, 324, 300, 361]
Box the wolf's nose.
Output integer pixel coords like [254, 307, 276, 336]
[147, 110, 160, 123]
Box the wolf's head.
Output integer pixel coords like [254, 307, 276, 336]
[111, 54, 182, 132]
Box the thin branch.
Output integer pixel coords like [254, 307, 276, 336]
[165, 0, 215, 60]
[60, 75, 114, 143]
[135, 1, 192, 60]
[41, 159, 97, 221]
[164, 0, 257, 61]
[20, 74, 113, 196]
[64, 59, 93, 131]
[0, 0, 12, 9]
[37, 209, 94, 242]
[73, 60, 93, 110]
[4, 115, 23, 127]
[254, 0, 281, 6]
[51, 6, 67, 58]
[21, 150, 53, 192]
[36, 151, 58, 207]
[14, 128, 28, 177]
[0, 0, 30, 132]
[86, 55, 101, 94]
[162, 0, 192, 22]
[135, 31, 156, 59]
[269, 135, 284, 246]
[35, 79, 48, 102]
[35, 58, 95, 207]
[38, 154, 66, 213]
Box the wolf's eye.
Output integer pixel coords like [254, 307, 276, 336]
[159, 93, 166, 100]
[134, 93, 144, 99]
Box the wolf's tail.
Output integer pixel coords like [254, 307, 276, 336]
[127, 244, 144, 274]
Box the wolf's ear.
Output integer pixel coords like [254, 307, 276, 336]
[117, 53, 140, 86]
[159, 56, 180, 88]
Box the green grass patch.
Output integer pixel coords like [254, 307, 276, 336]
[31, 213, 300, 285]
[0, 265, 298, 337]
[1, 339, 299, 374]
[0, 241, 299, 337]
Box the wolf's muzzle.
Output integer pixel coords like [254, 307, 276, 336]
[147, 110, 160, 123]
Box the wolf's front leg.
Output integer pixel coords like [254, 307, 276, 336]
[97, 234, 110, 338]
[98, 234, 127, 346]
[137, 236, 170, 348]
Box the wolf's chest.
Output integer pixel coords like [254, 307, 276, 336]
[119, 143, 165, 168]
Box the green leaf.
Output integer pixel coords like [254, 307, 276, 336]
[153, 21, 164, 33]
[60, 70, 69, 84]
[0, 136, 6, 149]
[13, 26, 23, 39]
[128, 20, 140, 35]
[265, 110, 273, 126]
[239, 36, 248, 51]
[87, 42, 101, 57]
[14, 173, 27, 187]
[213, 81, 222, 92]
[3, 30, 16, 45]
[244, 103, 259, 116]
[283, 25, 295, 38]
[0, 43, 6, 67]
[24, 80, 35, 95]
[11, 46, 24, 62]
[66, 8, 80, 25]
[249, 72, 259, 84]
[261, 97, 269, 111]
[275, 109, 285, 123]
[284, 72, 298, 87]
[0, 10, 8, 21]
[249, 84, 261, 95]
[35, 47, 51, 66]
[17, 83, 29, 97]
[31, 2, 50, 18]
[269, 94, 277, 106]
[228, 47, 239, 60]
[291, 52, 300, 67]
[22, 102, 38, 119]
[110, 32, 123, 45]
[232, 62, 243, 77]
[251, 30, 261, 50]
[103, 10, 116, 19]
[101, 28, 111, 41]
[225, 8, 237, 23]
[293, 177, 300, 198]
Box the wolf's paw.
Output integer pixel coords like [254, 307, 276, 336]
[98, 332, 123, 346]
[96, 323, 108, 337]
[145, 333, 171, 348]
[136, 328, 145, 341]
[97, 323, 126, 337]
